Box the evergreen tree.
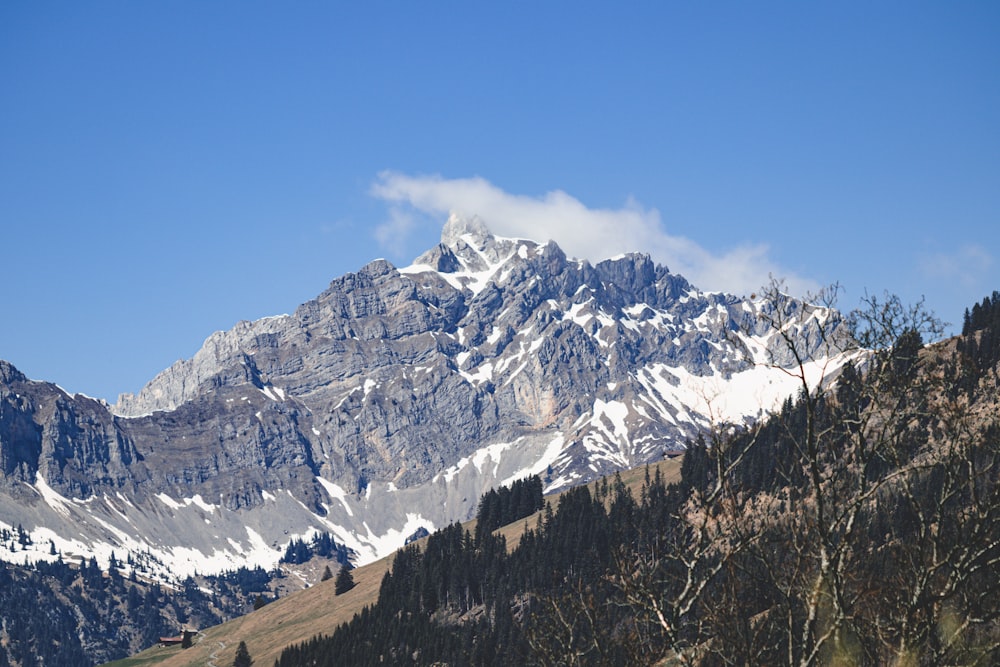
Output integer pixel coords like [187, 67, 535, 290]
[321, 565, 333, 582]
[232, 640, 253, 667]
[475, 475, 545, 541]
[334, 565, 355, 595]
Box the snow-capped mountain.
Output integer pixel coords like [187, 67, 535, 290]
[0, 215, 849, 581]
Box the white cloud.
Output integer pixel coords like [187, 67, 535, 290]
[919, 245, 993, 287]
[370, 171, 818, 297]
[372, 206, 417, 257]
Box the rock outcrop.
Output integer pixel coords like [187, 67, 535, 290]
[0, 217, 849, 579]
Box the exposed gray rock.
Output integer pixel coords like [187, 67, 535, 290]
[0, 216, 851, 580]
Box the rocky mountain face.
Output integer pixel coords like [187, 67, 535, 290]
[0, 215, 847, 580]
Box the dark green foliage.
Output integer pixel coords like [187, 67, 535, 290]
[280, 538, 311, 565]
[279, 531, 351, 566]
[0, 549, 290, 665]
[962, 290, 1000, 336]
[334, 565, 355, 595]
[474, 475, 544, 541]
[276, 475, 671, 665]
[212, 565, 276, 602]
[0, 557, 236, 666]
[0, 560, 92, 666]
[232, 639, 253, 667]
[320, 565, 333, 581]
[958, 291, 1000, 384]
[677, 435, 710, 493]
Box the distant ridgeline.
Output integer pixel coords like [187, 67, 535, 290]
[276, 292, 1000, 666]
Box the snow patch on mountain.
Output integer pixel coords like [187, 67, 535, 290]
[316, 478, 354, 517]
[1, 214, 858, 586]
[32, 472, 73, 518]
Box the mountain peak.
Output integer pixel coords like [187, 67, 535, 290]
[406, 212, 526, 289]
[0, 360, 26, 384]
[441, 212, 493, 248]
[0, 209, 852, 612]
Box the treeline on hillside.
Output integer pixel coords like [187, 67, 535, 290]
[276, 287, 1000, 666]
[0, 524, 354, 664]
[0, 556, 295, 665]
[960, 289, 1000, 376]
[276, 471, 676, 666]
[0, 557, 226, 666]
[279, 531, 353, 566]
[474, 475, 544, 541]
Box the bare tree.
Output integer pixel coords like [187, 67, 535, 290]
[608, 428, 765, 664]
[720, 284, 1000, 665]
[524, 282, 999, 665]
[524, 581, 610, 667]
[609, 281, 1000, 665]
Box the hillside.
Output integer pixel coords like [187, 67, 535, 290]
[104, 459, 683, 667]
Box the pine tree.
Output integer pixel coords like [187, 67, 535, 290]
[334, 565, 355, 595]
[232, 640, 253, 667]
[321, 565, 333, 582]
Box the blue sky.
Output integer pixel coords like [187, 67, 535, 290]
[1, 2, 998, 401]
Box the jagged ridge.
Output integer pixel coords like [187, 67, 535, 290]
[1, 216, 847, 585]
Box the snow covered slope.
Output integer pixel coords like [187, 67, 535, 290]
[0, 215, 853, 581]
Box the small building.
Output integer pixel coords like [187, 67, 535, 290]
[159, 629, 195, 647]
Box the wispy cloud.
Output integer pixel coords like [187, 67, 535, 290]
[919, 245, 993, 287]
[370, 171, 818, 297]
[372, 206, 417, 257]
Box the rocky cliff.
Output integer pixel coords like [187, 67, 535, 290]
[0, 215, 848, 580]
